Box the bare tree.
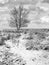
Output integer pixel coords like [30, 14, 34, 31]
[9, 5, 30, 31]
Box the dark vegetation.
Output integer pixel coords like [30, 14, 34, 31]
[24, 29, 49, 51]
[43, 45, 49, 51]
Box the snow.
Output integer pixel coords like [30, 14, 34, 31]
[40, 16, 49, 23]
[0, 0, 8, 4]
[4, 35, 44, 65]
[2, 33, 49, 65]
[9, 43, 43, 65]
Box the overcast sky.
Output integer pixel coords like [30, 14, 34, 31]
[0, 0, 49, 29]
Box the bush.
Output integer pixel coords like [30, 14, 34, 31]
[43, 45, 49, 51]
[2, 51, 14, 65]
[0, 37, 5, 46]
[25, 40, 34, 50]
[2, 51, 26, 65]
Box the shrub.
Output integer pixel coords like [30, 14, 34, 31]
[2, 51, 26, 65]
[2, 51, 14, 65]
[43, 45, 49, 51]
[0, 37, 5, 46]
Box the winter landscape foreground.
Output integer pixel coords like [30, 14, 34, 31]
[0, 29, 49, 65]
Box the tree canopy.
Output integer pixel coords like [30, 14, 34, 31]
[9, 5, 30, 30]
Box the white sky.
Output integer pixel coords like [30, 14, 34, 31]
[0, 0, 49, 29]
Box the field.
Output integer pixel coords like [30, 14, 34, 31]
[0, 0, 49, 65]
[0, 29, 49, 65]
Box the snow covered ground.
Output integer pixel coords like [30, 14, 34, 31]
[3, 34, 49, 65]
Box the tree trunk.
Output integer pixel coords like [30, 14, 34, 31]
[16, 5, 22, 32]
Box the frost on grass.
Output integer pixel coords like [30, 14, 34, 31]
[0, 29, 49, 65]
[2, 50, 27, 65]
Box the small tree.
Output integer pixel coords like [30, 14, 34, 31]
[9, 5, 30, 31]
